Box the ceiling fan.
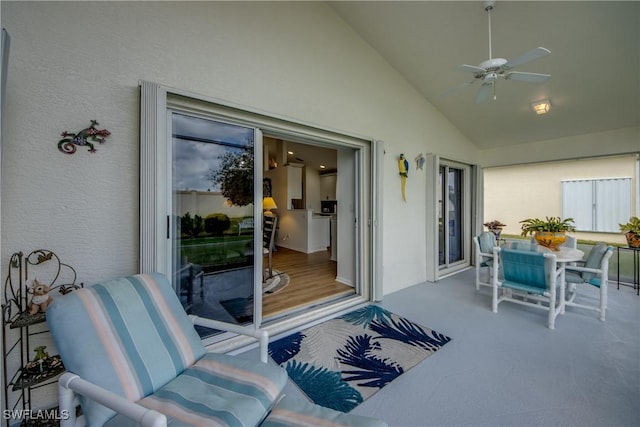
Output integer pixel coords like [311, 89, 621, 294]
[448, 0, 551, 104]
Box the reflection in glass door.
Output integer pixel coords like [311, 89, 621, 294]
[171, 112, 259, 333]
[438, 164, 465, 268]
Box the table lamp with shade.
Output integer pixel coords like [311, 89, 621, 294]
[262, 197, 278, 216]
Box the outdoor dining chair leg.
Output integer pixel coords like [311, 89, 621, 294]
[600, 282, 607, 321]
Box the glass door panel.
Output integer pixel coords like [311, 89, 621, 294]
[171, 112, 257, 331]
[448, 168, 463, 263]
[438, 163, 466, 268]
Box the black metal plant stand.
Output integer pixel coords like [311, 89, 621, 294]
[2, 250, 82, 426]
[616, 246, 640, 296]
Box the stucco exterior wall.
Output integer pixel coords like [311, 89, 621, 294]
[483, 155, 638, 244]
[1, 1, 478, 296]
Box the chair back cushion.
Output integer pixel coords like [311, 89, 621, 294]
[47, 273, 206, 426]
[582, 243, 609, 281]
[500, 249, 549, 294]
[478, 231, 497, 254]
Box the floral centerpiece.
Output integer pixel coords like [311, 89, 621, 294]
[519, 216, 575, 251]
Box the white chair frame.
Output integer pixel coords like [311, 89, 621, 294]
[57, 317, 269, 427]
[564, 246, 613, 321]
[473, 232, 497, 290]
[492, 247, 566, 329]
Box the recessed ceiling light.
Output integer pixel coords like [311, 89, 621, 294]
[287, 151, 294, 155]
[320, 165, 326, 169]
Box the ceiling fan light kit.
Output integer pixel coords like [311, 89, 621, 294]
[532, 100, 551, 115]
[449, 0, 551, 104]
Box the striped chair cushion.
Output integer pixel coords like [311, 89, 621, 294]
[262, 395, 388, 427]
[105, 352, 288, 427]
[47, 273, 207, 426]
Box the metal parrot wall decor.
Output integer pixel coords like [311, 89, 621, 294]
[398, 153, 409, 202]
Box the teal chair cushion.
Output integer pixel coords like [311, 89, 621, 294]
[262, 395, 388, 427]
[47, 273, 207, 426]
[105, 352, 288, 427]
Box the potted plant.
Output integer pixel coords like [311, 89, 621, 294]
[519, 216, 576, 250]
[483, 220, 506, 239]
[619, 217, 640, 248]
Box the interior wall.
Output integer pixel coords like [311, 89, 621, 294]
[1, 2, 478, 300]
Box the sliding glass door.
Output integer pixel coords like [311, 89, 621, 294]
[170, 111, 262, 330]
[140, 82, 381, 347]
[438, 161, 470, 273]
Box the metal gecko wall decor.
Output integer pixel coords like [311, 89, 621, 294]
[58, 120, 111, 154]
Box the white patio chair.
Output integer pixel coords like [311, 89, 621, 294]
[492, 247, 565, 329]
[564, 242, 613, 321]
[473, 231, 497, 290]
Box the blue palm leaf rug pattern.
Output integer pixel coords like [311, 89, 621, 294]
[268, 305, 452, 413]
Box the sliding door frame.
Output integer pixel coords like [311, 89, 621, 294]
[140, 81, 382, 349]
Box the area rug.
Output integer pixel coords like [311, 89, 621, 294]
[268, 305, 452, 413]
[263, 270, 290, 295]
[219, 270, 290, 323]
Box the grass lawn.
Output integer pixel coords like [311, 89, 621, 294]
[180, 235, 253, 272]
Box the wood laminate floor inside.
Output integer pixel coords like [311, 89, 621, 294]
[262, 247, 355, 319]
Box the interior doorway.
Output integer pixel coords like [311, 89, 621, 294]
[260, 137, 358, 322]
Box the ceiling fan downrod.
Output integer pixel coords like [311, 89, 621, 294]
[484, 0, 496, 60]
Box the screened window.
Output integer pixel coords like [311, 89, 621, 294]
[562, 178, 631, 232]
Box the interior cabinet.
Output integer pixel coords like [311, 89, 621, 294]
[319, 173, 337, 200]
[2, 250, 81, 426]
[286, 164, 303, 208]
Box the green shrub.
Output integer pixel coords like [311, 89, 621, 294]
[204, 213, 231, 236]
[180, 212, 193, 237]
[193, 214, 204, 237]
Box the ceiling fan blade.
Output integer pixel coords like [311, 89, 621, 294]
[457, 64, 486, 74]
[475, 83, 493, 104]
[438, 79, 476, 98]
[504, 71, 551, 84]
[502, 47, 551, 70]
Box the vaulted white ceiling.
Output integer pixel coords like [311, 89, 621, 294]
[329, 1, 639, 150]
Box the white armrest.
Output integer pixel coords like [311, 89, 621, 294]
[58, 372, 166, 427]
[553, 265, 565, 278]
[189, 315, 270, 363]
[565, 265, 603, 275]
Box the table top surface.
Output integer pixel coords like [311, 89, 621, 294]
[502, 241, 584, 263]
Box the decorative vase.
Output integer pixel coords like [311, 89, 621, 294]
[534, 231, 566, 251]
[625, 231, 640, 249]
